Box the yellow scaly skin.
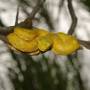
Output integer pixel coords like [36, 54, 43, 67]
[7, 27, 49, 54]
[7, 27, 80, 55]
[7, 33, 38, 52]
[14, 27, 38, 41]
[52, 32, 80, 55]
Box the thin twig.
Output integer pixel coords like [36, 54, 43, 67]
[56, 0, 65, 22]
[0, 0, 46, 33]
[18, 0, 30, 7]
[18, 0, 46, 28]
[0, 26, 14, 35]
[15, 5, 20, 26]
[67, 0, 77, 35]
[78, 40, 90, 49]
[28, 0, 45, 19]
[40, 7, 55, 30]
[58, 0, 65, 13]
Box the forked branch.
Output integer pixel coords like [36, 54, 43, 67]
[0, 0, 46, 34]
[67, 0, 90, 49]
[18, 0, 46, 28]
[0, 0, 45, 44]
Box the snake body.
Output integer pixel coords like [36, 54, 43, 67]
[7, 27, 80, 55]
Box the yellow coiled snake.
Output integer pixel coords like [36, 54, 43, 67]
[7, 27, 80, 55]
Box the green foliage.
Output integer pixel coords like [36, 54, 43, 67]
[9, 49, 84, 90]
[10, 50, 67, 90]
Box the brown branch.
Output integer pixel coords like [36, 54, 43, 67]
[67, 0, 90, 49]
[15, 5, 20, 26]
[78, 40, 90, 49]
[67, 0, 77, 35]
[28, 0, 45, 19]
[67, 1, 85, 89]
[58, 0, 65, 13]
[40, 7, 55, 30]
[0, 26, 14, 35]
[0, 0, 46, 35]
[17, 0, 46, 28]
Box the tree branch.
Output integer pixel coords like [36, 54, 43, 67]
[78, 40, 90, 49]
[67, 0, 77, 35]
[17, 0, 46, 28]
[15, 5, 20, 26]
[67, 1, 85, 89]
[40, 7, 55, 30]
[0, 0, 46, 34]
[67, 0, 90, 49]
[0, 26, 14, 35]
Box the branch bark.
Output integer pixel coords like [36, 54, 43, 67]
[78, 40, 90, 49]
[67, 0, 90, 49]
[17, 0, 46, 28]
[67, 0, 77, 35]
[0, 0, 46, 34]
